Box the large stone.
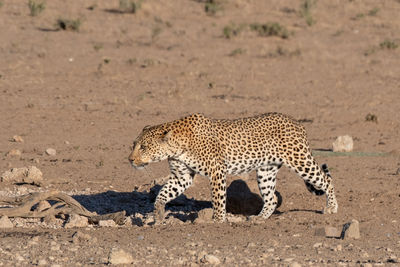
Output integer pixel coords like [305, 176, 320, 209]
[332, 135, 353, 152]
[195, 208, 213, 223]
[342, 219, 360, 239]
[315, 226, 341, 238]
[1, 166, 43, 186]
[226, 180, 263, 216]
[108, 248, 134, 265]
[64, 214, 89, 228]
[25, 166, 43, 185]
[0, 216, 13, 228]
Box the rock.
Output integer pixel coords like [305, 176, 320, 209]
[35, 200, 51, 212]
[1, 166, 43, 186]
[108, 248, 134, 265]
[12, 135, 24, 143]
[50, 241, 61, 251]
[72, 231, 95, 244]
[313, 242, 323, 248]
[226, 180, 263, 216]
[46, 148, 57, 156]
[197, 251, 207, 261]
[99, 219, 117, 227]
[315, 226, 341, 238]
[38, 259, 47, 266]
[195, 208, 213, 223]
[289, 262, 302, 267]
[143, 214, 156, 225]
[0, 216, 13, 228]
[123, 217, 133, 226]
[6, 149, 22, 158]
[247, 242, 256, 248]
[131, 217, 143, 227]
[15, 254, 24, 261]
[248, 215, 267, 225]
[172, 258, 185, 265]
[332, 135, 353, 152]
[284, 257, 294, 262]
[165, 216, 184, 225]
[28, 236, 39, 246]
[43, 215, 57, 224]
[342, 219, 360, 239]
[201, 254, 220, 265]
[25, 166, 43, 185]
[64, 214, 89, 228]
[226, 215, 244, 223]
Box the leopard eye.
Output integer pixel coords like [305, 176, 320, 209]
[139, 144, 147, 150]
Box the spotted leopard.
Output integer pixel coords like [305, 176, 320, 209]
[128, 113, 338, 222]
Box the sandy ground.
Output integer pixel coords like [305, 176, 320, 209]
[1, 0, 400, 266]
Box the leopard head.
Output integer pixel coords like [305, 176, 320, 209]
[128, 125, 173, 169]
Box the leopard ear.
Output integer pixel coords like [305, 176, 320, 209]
[161, 130, 172, 142]
[143, 125, 152, 131]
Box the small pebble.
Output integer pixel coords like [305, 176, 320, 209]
[201, 254, 220, 265]
[38, 259, 48, 266]
[99, 220, 117, 227]
[313, 242, 323, 248]
[6, 149, 22, 158]
[64, 214, 89, 228]
[12, 135, 24, 143]
[108, 248, 134, 265]
[46, 148, 57, 156]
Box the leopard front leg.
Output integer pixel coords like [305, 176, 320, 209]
[154, 159, 195, 222]
[209, 168, 227, 223]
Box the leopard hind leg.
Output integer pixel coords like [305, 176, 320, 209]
[304, 164, 330, 196]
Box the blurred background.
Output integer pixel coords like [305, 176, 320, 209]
[1, 0, 399, 190]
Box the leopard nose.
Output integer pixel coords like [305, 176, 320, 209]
[128, 153, 135, 164]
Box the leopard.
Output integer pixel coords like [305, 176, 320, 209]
[128, 112, 338, 222]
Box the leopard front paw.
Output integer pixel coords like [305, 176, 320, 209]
[154, 202, 165, 222]
[212, 212, 226, 223]
[323, 205, 338, 214]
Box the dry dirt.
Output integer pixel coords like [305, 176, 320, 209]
[1, 0, 400, 266]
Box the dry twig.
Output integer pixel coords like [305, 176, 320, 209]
[0, 191, 125, 224]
